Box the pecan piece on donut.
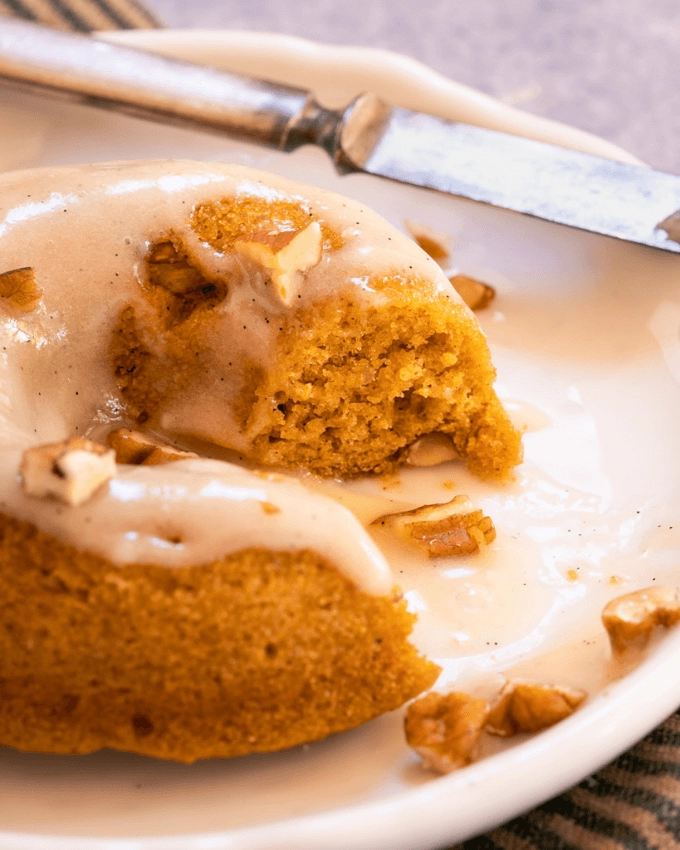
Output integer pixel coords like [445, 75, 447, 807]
[107, 428, 197, 466]
[147, 240, 209, 295]
[21, 437, 116, 506]
[0, 267, 43, 312]
[234, 222, 322, 306]
[405, 433, 459, 467]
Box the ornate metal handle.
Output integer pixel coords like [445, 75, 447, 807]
[0, 19, 393, 173]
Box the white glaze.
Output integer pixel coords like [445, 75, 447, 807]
[0, 160, 464, 595]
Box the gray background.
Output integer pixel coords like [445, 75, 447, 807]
[147, 0, 680, 174]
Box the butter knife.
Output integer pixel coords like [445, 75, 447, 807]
[2, 18, 680, 254]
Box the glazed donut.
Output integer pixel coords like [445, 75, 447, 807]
[0, 161, 520, 761]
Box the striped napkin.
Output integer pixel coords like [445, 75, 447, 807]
[0, 0, 158, 32]
[1, 3, 678, 848]
[452, 713, 680, 849]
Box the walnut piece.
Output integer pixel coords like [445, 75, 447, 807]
[405, 433, 459, 467]
[449, 274, 495, 311]
[234, 221, 322, 306]
[486, 680, 587, 737]
[21, 438, 116, 506]
[0, 267, 43, 312]
[602, 586, 680, 653]
[405, 220, 451, 261]
[372, 495, 496, 557]
[107, 428, 197, 466]
[405, 691, 490, 773]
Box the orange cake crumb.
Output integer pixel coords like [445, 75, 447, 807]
[0, 511, 439, 762]
[111, 206, 522, 480]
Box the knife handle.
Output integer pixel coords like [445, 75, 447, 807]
[0, 18, 344, 152]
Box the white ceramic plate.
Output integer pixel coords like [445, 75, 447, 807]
[1, 30, 680, 850]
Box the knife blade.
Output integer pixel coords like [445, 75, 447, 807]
[1, 18, 680, 254]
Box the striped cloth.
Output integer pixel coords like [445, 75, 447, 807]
[452, 711, 680, 849]
[1, 3, 679, 848]
[0, 0, 158, 31]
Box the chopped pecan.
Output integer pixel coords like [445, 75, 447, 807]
[449, 274, 495, 311]
[602, 586, 680, 653]
[405, 691, 490, 773]
[405, 220, 451, 261]
[372, 495, 496, 557]
[147, 241, 208, 294]
[0, 267, 43, 312]
[21, 437, 115, 506]
[234, 221, 322, 305]
[405, 433, 459, 467]
[107, 428, 197, 466]
[486, 680, 587, 736]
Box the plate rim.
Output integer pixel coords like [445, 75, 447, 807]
[100, 28, 643, 166]
[0, 27, 675, 850]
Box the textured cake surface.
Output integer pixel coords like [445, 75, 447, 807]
[112, 189, 521, 479]
[0, 512, 439, 762]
